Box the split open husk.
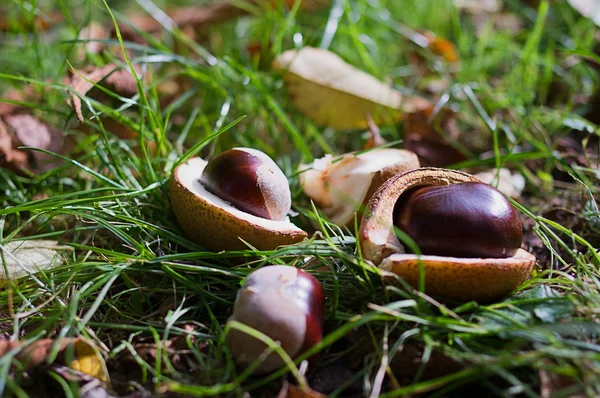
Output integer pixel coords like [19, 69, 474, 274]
[169, 157, 307, 251]
[300, 148, 419, 227]
[359, 167, 536, 302]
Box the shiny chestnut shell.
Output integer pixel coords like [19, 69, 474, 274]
[394, 182, 523, 258]
[226, 266, 324, 374]
[200, 148, 291, 221]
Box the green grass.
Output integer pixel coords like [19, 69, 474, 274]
[1, 0, 600, 396]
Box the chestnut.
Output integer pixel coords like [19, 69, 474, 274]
[226, 265, 324, 374]
[200, 148, 292, 221]
[359, 168, 536, 302]
[394, 182, 522, 258]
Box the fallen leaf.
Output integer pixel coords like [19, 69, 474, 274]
[420, 31, 459, 63]
[3, 114, 66, 172]
[69, 338, 107, 382]
[5, 114, 51, 150]
[68, 64, 140, 122]
[78, 22, 109, 56]
[273, 47, 431, 130]
[0, 337, 106, 382]
[0, 240, 73, 281]
[0, 89, 27, 116]
[567, 0, 600, 26]
[472, 168, 525, 199]
[0, 118, 29, 171]
[121, 0, 330, 36]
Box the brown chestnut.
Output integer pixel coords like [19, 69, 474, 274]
[226, 265, 324, 374]
[200, 148, 292, 221]
[394, 182, 522, 258]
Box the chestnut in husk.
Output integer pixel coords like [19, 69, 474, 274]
[359, 168, 536, 302]
[169, 148, 306, 251]
[200, 148, 291, 221]
[394, 182, 522, 259]
[226, 265, 324, 374]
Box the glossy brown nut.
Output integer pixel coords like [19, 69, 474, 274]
[226, 266, 324, 374]
[200, 148, 291, 221]
[394, 182, 522, 258]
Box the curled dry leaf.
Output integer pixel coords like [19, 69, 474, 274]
[0, 337, 106, 382]
[69, 64, 140, 122]
[2, 114, 67, 173]
[0, 240, 73, 281]
[300, 148, 419, 227]
[273, 47, 432, 130]
[472, 168, 525, 200]
[0, 118, 28, 171]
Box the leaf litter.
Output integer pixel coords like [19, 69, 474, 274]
[1, 0, 600, 396]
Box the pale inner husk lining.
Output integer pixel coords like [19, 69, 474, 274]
[177, 157, 302, 232]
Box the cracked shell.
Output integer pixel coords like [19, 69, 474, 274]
[300, 148, 419, 227]
[359, 167, 536, 302]
[169, 157, 307, 251]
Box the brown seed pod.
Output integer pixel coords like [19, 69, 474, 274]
[169, 149, 307, 251]
[359, 168, 536, 302]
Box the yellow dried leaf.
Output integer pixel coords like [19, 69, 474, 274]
[273, 47, 431, 130]
[69, 338, 107, 382]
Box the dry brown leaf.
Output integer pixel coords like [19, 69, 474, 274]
[69, 64, 140, 123]
[0, 89, 27, 116]
[78, 22, 109, 56]
[420, 31, 459, 63]
[121, 0, 330, 36]
[3, 114, 66, 172]
[273, 47, 432, 130]
[0, 337, 106, 381]
[0, 119, 29, 171]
